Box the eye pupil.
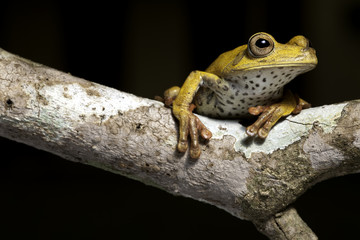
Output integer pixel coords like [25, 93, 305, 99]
[255, 39, 270, 48]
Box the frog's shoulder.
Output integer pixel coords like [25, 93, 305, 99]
[205, 45, 247, 76]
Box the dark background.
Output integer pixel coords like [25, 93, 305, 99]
[1, 0, 360, 239]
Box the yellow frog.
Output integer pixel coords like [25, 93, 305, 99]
[161, 32, 318, 159]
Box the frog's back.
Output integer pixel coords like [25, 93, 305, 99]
[205, 45, 247, 77]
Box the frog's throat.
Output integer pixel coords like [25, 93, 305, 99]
[235, 62, 317, 72]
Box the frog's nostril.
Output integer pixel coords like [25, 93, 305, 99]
[300, 38, 315, 52]
[308, 39, 313, 48]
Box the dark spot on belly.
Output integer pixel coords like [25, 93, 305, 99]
[249, 80, 254, 84]
[230, 95, 235, 99]
[262, 87, 266, 90]
[218, 101, 225, 106]
[206, 92, 214, 104]
[263, 78, 266, 82]
[274, 75, 278, 78]
[226, 100, 234, 104]
[256, 75, 261, 78]
[243, 92, 248, 96]
[240, 99, 245, 103]
[244, 76, 248, 80]
[255, 83, 259, 87]
[223, 85, 229, 91]
[217, 106, 224, 112]
[245, 84, 249, 89]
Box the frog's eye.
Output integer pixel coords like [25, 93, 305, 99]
[248, 33, 274, 57]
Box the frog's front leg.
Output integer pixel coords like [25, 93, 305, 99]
[246, 90, 310, 138]
[172, 70, 223, 158]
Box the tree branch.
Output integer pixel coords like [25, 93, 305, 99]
[1, 48, 359, 239]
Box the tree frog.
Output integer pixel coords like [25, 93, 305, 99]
[161, 32, 318, 159]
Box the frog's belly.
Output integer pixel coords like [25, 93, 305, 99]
[194, 87, 283, 119]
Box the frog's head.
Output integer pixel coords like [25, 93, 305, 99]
[230, 32, 318, 73]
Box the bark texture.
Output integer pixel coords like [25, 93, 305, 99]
[0, 48, 359, 239]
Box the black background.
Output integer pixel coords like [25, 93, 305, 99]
[1, 0, 360, 239]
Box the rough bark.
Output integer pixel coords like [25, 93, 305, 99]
[1, 48, 359, 239]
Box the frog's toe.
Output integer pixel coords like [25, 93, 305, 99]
[258, 127, 270, 139]
[190, 146, 201, 159]
[248, 105, 267, 115]
[246, 124, 260, 137]
[177, 140, 188, 153]
[177, 113, 190, 153]
[188, 114, 204, 159]
[200, 128, 212, 140]
[292, 97, 311, 114]
[195, 116, 212, 140]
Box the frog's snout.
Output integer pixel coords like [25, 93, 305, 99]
[287, 35, 317, 65]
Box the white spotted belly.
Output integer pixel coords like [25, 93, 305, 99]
[194, 66, 309, 118]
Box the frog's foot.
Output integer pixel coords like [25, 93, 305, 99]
[246, 90, 299, 138]
[246, 104, 287, 138]
[292, 95, 311, 114]
[175, 107, 212, 159]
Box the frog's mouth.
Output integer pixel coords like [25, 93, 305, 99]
[236, 46, 318, 72]
[238, 62, 317, 72]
